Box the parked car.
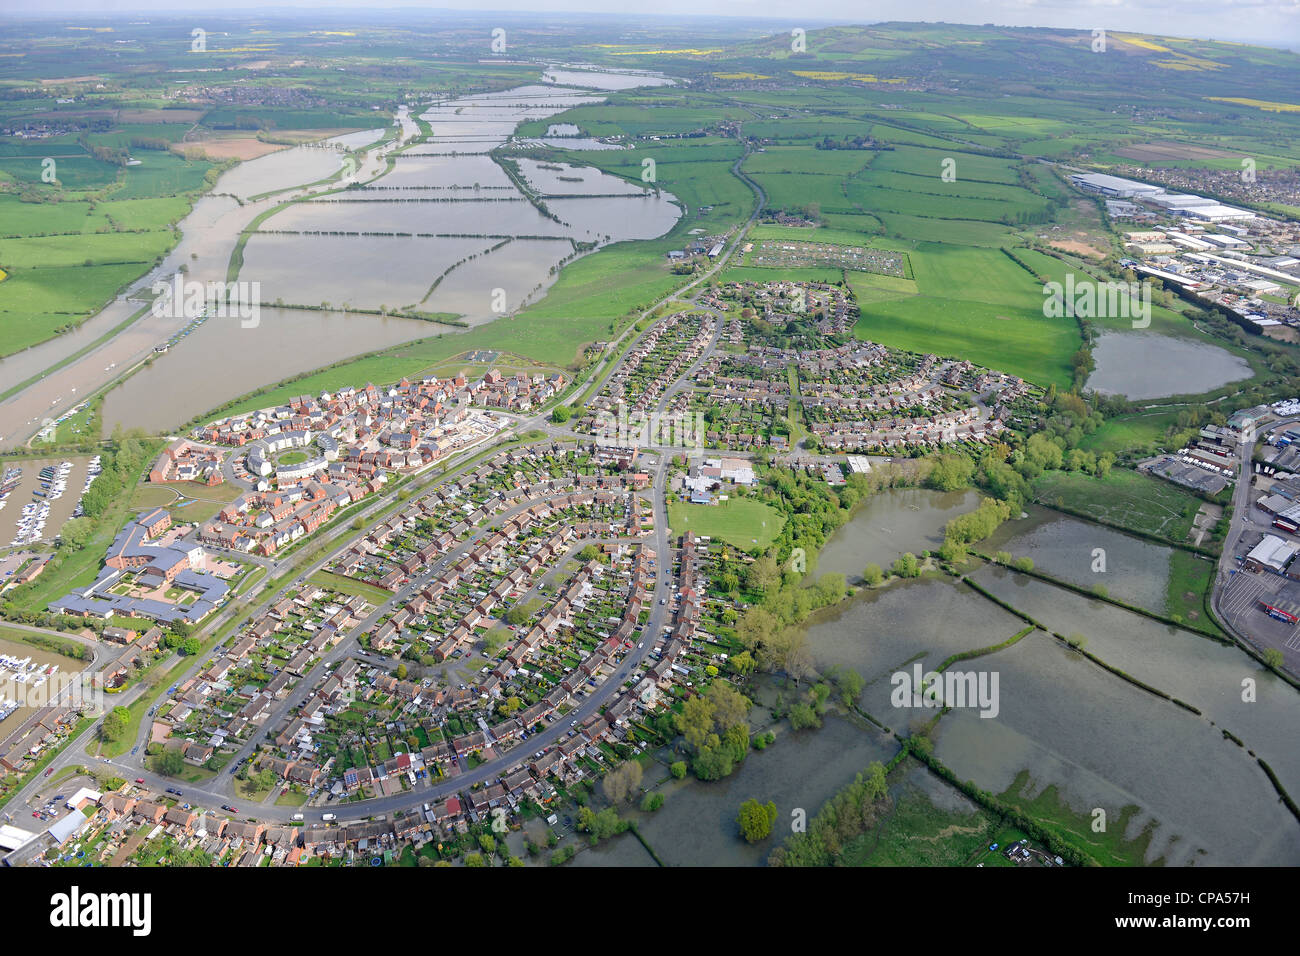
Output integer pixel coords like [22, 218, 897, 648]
[135, 778, 145, 784]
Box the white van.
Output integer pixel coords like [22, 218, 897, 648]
[291, 813, 304, 821]
[321, 813, 337, 822]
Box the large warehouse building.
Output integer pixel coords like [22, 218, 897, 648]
[1068, 172, 1165, 199]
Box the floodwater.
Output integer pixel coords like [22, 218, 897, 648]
[541, 68, 674, 90]
[980, 506, 1173, 613]
[0, 634, 75, 745]
[99, 307, 441, 433]
[798, 538, 1300, 864]
[518, 137, 628, 151]
[1087, 330, 1252, 399]
[0, 455, 94, 548]
[517, 158, 647, 196]
[967, 565, 1300, 801]
[802, 576, 1027, 724]
[0, 127, 397, 449]
[2, 78, 679, 441]
[632, 715, 897, 866]
[216, 135, 376, 200]
[230, 83, 679, 326]
[933, 630, 1300, 864]
[814, 487, 982, 579]
[241, 233, 503, 307]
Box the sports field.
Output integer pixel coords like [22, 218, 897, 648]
[668, 496, 786, 550]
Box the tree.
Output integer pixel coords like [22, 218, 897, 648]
[861, 563, 884, 586]
[396, 661, 408, 680]
[550, 405, 573, 424]
[831, 667, 864, 708]
[1263, 648, 1285, 671]
[577, 806, 621, 842]
[60, 516, 95, 550]
[640, 792, 664, 812]
[892, 553, 920, 578]
[745, 553, 780, 593]
[100, 705, 130, 742]
[789, 701, 820, 730]
[926, 453, 975, 491]
[180, 637, 201, 656]
[157, 749, 185, 777]
[669, 761, 687, 779]
[602, 760, 643, 805]
[736, 798, 778, 844]
[729, 650, 755, 676]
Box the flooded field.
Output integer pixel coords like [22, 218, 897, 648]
[933, 630, 1300, 864]
[241, 233, 502, 306]
[541, 68, 674, 90]
[980, 506, 1173, 612]
[633, 715, 896, 866]
[231, 84, 679, 324]
[802, 576, 1027, 721]
[967, 565, 1300, 798]
[1087, 330, 1252, 399]
[100, 307, 440, 433]
[517, 158, 647, 195]
[814, 487, 982, 580]
[797, 495, 1300, 865]
[217, 142, 351, 200]
[4, 76, 680, 442]
[0, 130, 396, 448]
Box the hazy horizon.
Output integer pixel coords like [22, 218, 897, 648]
[0, 2, 1296, 51]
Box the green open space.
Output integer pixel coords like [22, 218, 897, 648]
[668, 495, 785, 550]
[1032, 468, 1204, 542]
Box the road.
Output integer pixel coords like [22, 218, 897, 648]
[1210, 414, 1300, 673]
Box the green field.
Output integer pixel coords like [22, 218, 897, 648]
[850, 244, 1080, 386]
[668, 496, 785, 549]
[308, 570, 394, 606]
[1033, 468, 1203, 542]
[1166, 550, 1221, 633]
[837, 784, 1000, 867]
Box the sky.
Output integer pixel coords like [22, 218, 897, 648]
[0, 0, 1297, 48]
